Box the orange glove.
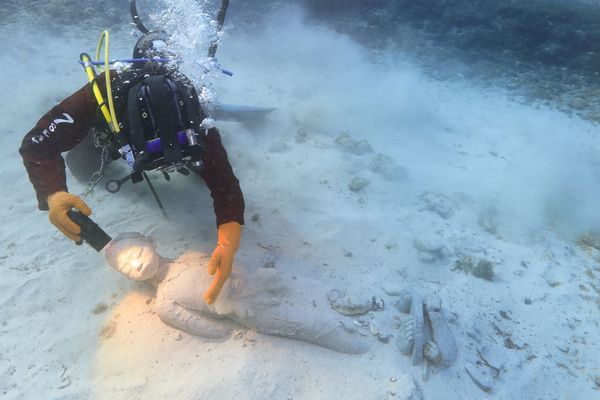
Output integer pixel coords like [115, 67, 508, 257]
[203, 221, 242, 304]
[47, 191, 92, 242]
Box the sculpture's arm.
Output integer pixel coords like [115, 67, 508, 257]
[154, 299, 231, 339]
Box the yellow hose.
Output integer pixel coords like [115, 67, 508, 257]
[81, 53, 114, 131]
[95, 31, 120, 133]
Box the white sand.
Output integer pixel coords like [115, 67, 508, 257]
[1, 5, 600, 399]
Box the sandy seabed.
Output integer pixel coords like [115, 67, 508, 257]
[1, 5, 600, 399]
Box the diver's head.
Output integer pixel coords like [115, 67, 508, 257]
[133, 31, 176, 61]
[105, 232, 160, 281]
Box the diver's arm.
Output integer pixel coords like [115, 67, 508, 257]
[19, 84, 98, 210]
[197, 127, 245, 226]
[195, 127, 244, 304]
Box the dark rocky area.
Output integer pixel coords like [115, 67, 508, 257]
[297, 0, 600, 122]
[0, 0, 128, 30]
[230, 0, 600, 122]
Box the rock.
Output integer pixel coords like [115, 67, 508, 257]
[369, 153, 408, 180]
[383, 286, 402, 296]
[92, 303, 108, 315]
[385, 241, 398, 250]
[394, 290, 413, 313]
[335, 132, 373, 155]
[331, 296, 373, 316]
[295, 129, 308, 143]
[395, 289, 457, 367]
[326, 288, 344, 303]
[371, 296, 385, 311]
[419, 191, 455, 219]
[478, 207, 499, 234]
[369, 321, 380, 336]
[340, 320, 356, 334]
[386, 375, 423, 400]
[348, 176, 369, 192]
[427, 309, 458, 365]
[543, 265, 569, 287]
[100, 319, 117, 340]
[424, 293, 442, 312]
[465, 363, 494, 393]
[413, 239, 449, 263]
[424, 341, 442, 365]
[267, 141, 290, 153]
[377, 334, 392, 344]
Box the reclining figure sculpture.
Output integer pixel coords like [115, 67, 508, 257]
[105, 233, 371, 354]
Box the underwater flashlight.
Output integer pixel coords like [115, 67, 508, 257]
[67, 210, 112, 252]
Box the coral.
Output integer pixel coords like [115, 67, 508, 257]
[472, 259, 495, 281]
[452, 256, 495, 281]
[576, 234, 600, 250]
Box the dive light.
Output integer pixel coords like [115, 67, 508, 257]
[67, 209, 112, 252]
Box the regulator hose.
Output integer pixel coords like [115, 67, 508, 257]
[130, 0, 150, 34]
[208, 0, 230, 58]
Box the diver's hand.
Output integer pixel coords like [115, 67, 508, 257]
[203, 221, 242, 304]
[47, 191, 92, 243]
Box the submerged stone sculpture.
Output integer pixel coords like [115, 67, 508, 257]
[104, 233, 372, 354]
[394, 290, 457, 367]
[395, 291, 424, 365]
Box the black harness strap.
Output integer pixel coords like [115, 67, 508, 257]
[126, 81, 148, 171]
[142, 75, 182, 165]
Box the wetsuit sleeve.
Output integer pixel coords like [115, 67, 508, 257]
[197, 127, 245, 227]
[19, 84, 98, 210]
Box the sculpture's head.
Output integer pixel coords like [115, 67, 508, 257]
[104, 233, 160, 281]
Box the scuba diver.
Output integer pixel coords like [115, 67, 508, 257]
[18, 0, 243, 305]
